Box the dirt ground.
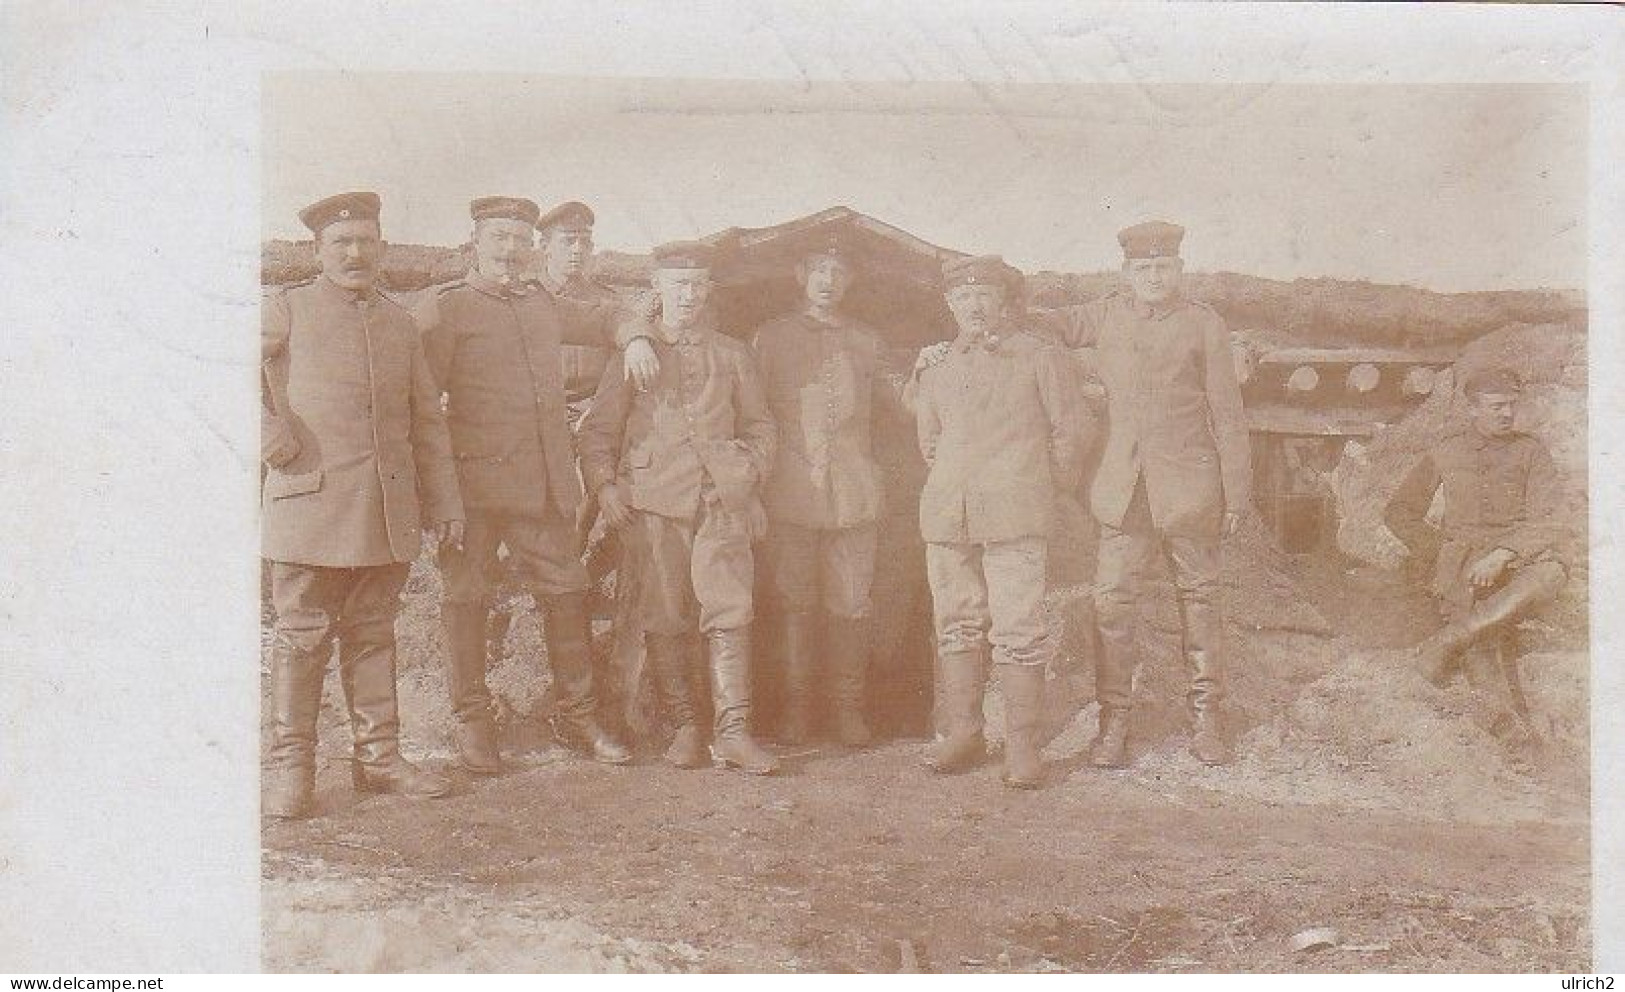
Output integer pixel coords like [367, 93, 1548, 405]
[261, 533, 1590, 973]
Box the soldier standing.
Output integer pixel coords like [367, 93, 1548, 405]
[578, 241, 781, 775]
[417, 196, 659, 772]
[1384, 367, 1567, 692]
[912, 256, 1084, 789]
[262, 191, 463, 819]
[752, 237, 911, 746]
[1046, 221, 1251, 768]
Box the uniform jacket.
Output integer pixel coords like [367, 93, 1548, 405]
[1384, 427, 1563, 608]
[1047, 292, 1250, 538]
[533, 270, 618, 405]
[578, 313, 777, 522]
[752, 310, 908, 531]
[261, 276, 463, 567]
[913, 324, 1084, 544]
[417, 269, 644, 517]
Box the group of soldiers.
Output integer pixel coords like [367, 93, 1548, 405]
[262, 190, 1567, 820]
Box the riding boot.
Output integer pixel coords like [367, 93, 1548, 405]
[825, 613, 873, 747]
[924, 645, 988, 773]
[1087, 707, 1131, 769]
[707, 627, 779, 775]
[778, 610, 818, 745]
[1182, 598, 1231, 766]
[265, 639, 325, 819]
[542, 591, 631, 765]
[996, 663, 1044, 789]
[443, 600, 502, 774]
[648, 631, 707, 768]
[340, 623, 452, 799]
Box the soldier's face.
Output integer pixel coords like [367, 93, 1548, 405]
[945, 283, 1006, 336]
[543, 227, 593, 277]
[1468, 391, 1518, 438]
[655, 268, 712, 329]
[473, 218, 535, 280]
[316, 219, 385, 292]
[800, 255, 852, 310]
[1124, 256, 1183, 305]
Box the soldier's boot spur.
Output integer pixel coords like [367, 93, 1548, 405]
[826, 613, 874, 748]
[648, 632, 709, 769]
[996, 663, 1045, 789]
[443, 600, 503, 775]
[543, 591, 631, 766]
[340, 627, 452, 800]
[1087, 707, 1131, 769]
[265, 639, 325, 819]
[707, 627, 780, 775]
[777, 610, 819, 745]
[924, 646, 988, 774]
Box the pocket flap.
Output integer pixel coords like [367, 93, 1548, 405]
[265, 468, 323, 499]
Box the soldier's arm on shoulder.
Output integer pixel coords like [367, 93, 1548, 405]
[577, 355, 634, 495]
[555, 292, 637, 349]
[1032, 297, 1105, 350]
[1200, 307, 1252, 511]
[406, 330, 464, 525]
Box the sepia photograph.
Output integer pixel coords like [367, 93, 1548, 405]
[1, 1, 1620, 979]
[257, 74, 1590, 972]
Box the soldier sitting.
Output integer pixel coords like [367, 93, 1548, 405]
[1384, 366, 1567, 696]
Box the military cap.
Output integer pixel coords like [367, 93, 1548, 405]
[470, 196, 541, 226]
[651, 240, 717, 270]
[537, 200, 595, 233]
[1118, 220, 1186, 260]
[797, 229, 863, 266]
[1462, 366, 1523, 397]
[298, 191, 381, 236]
[942, 254, 1022, 293]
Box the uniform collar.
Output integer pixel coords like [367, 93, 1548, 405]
[466, 267, 532, 298]
[799, 307, 845, 332]
[655, 311, 717, 346]
[533, 269, 578, 298]
[952, 322, 1009, 353]
[316, 273, 380, 306]
[1131, 292, 1187, 320]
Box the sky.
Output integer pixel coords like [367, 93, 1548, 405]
[263, 75, 1586, 293]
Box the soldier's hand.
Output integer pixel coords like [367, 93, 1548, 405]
[436, 519, 465, 552]
[913, 340, 951, 372]
[598, 483, 633, 530]
[263, 434, 301, 470]
[1468, 548, 1515, 588]
[624, 337, 660, 391]
[1221, 510, 1242, 539]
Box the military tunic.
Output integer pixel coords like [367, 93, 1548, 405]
[1045, 290, 1249, 713]
[578, 316, 777, 635]
[1384, 427, 1565, 613]
[754, 310, 908, 618]
[416, 269, 646, 603]
[533, 270, 619, 406]
[911, 324, 1083, 667]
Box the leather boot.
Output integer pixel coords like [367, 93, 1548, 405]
[1180, 597, 1231, 766]
[707, 627, 780, 775]
[542, 592, 631, 765]
[778, 610, 818, 744]
[265, 639, 324, 819]
[996, 663, 1044, 789]
[648, 631, 707, 769]
[1416, 622, 1472, 687]
[340, 624, 452, 799]
[826, 613, 873, 748]
[924, 645, 987, 773]
[443, 600, 502, 775]
[1088, 707, 1131, 769]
